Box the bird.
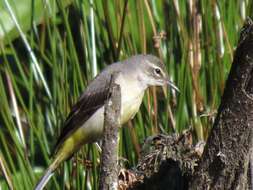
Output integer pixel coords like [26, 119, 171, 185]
[34, 54, 179, 190]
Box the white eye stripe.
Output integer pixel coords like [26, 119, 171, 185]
[144, 60, 165, 76]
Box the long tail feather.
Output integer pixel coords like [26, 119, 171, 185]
[34, 145, 69, 189]
[34, 167, 53, 190]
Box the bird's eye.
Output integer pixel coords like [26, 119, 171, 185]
[155, 68, 161, 75]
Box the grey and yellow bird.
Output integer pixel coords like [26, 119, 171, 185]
[35, 54, 179, 190]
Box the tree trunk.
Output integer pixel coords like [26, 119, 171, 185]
[189, 18, 253, 190]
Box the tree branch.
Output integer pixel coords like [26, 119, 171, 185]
[99, 72, 121, 190]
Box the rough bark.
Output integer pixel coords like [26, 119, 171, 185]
[118, 131, 205, 190]
[99, 73, 121, 190]
[189, 18, 253, 190]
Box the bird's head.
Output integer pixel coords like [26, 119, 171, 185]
[134, 54, 179, 92]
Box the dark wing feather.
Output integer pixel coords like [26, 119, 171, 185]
[53, 69, 114, 154]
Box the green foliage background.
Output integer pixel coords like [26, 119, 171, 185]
[0, 0, 252, 189]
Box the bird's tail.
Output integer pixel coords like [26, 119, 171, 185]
[34, 157, 61, 190]
[34, 167, 53, 190]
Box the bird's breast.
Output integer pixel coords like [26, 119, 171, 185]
[56, 75, 146, 156]
[120, 92, 144, 125]
[118, 74, 145, 125]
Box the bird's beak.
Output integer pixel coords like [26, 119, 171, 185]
[165, 79, 180, 93]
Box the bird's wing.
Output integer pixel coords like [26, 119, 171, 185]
[53, 69, 115, 154]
